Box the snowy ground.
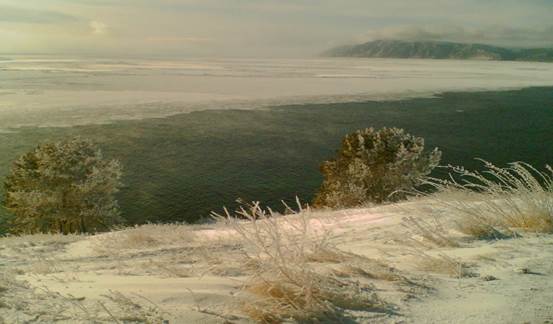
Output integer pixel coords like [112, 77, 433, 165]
[1, 198, 552, 323]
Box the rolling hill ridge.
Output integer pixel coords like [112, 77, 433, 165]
[324, 40, 553, 62]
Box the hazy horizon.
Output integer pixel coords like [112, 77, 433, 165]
[1, 0, 553, 58]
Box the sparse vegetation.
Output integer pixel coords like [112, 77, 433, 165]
[314, 127, 441, 208]
[1, 182, 552, 322]
[414, 251, 473, 278]
[402, 215, 460, 248]
[0, 267, 166, 323]
[4, 138, 123, 234]
[92, 223, 197, 253]
[213, 200, 388, 323]
[424, 160, 553, 237]
[333, 261, 406, 282]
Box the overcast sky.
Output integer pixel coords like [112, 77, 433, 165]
[1, 0, 553, 57]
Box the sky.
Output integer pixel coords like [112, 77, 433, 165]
[1, 0, 553, 58]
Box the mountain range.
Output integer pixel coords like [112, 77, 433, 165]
[324, 40, 553, 62]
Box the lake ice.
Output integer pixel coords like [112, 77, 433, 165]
[1, 56, 553, 130]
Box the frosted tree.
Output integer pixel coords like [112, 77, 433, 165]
[313, 127, 441, 208]
[4, 138, 123, 234]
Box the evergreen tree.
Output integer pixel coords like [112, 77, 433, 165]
[314, 127, 441, 208]
[4, 138, 123, 234]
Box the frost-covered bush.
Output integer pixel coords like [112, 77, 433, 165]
[313, 127, 441, 208]
[4, 138, 123, 234]
[424, 161, 553, 236]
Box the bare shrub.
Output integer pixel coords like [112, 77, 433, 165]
[314, 127, 441, 208]
[424, 161, 553, 237]
[212, 199, 386, 323]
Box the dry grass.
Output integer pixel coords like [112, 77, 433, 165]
[414, 251, 473, 278]
[402, 215, 460, 248]
[0, 271, 16, 295]
[242, 269, 380, 323]
[304, 247, 351, 263]
[0, 233, 82, 250]
[211, 199, 334, 268]
[424, 161, 553, 238]
[212, 199, 388, 323]
[0, 268, 167, 324]
[146, 260, 191, 278]
[100, 291, 167, 323]
[334, 262, 405, 282]
[28, 256, 61, 275]
[93, 223, 197, 252]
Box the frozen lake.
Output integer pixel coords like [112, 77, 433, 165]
[1, 56, 553, 129]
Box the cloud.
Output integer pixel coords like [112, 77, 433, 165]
[90, 21, 108, 35]
[2, 1, 553, 56]
[362, 25, 553, 47]
[145, 36, 212, 44]
[0, 5, 80, 24]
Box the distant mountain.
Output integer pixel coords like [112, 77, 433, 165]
[324, 40, 553, 62]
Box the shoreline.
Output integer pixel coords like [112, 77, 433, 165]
[1, 86, 552, 226]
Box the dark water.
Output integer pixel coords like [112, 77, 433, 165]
[1, 87, 552, 229]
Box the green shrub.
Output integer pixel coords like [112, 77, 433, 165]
[313, 127, 441, 208]
[4, 138, 123, 234]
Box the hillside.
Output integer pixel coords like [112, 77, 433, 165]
[324, 40, 553, 62]
[2, 157, 553, 322]
[1, 197, 552, 323]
